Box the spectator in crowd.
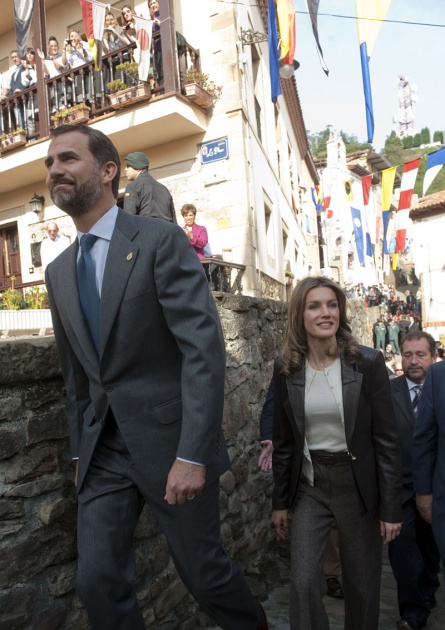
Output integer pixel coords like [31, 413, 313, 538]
[387, 318, 401, 354]
[40, 221, 71, 271]
[37, 37, 71, 111]
[21, 48, 38, 136]
[149, 0, 163, 85]
[181, 204, 208, 258]
[103, 12, 132, 53]
[4, 49, 25, 130]
[389, 331, 440, 630]
[121, 5, 137, 39]
[61, 30, 93, 104]
[271, 276, 402, 630]
[123, 151, 177, 222]
[374, 317, 387, 350]
[393, 361, 404, 377]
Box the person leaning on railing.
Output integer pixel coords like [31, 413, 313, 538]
[21, 48, 38, 137]
[61, 30, 93, 104]
[37, 37, 71, 112]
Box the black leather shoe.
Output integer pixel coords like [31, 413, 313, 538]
[396, 619, 423, 630]
[326, 577, 344, 598]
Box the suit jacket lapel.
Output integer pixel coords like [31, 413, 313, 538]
[100, 213, 139, 352]
[341, 356, 362, 444]
[392, 377, 415, 428]
[287, 369, 305, 440]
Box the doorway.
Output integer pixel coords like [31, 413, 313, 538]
[0, 224, 22, 289]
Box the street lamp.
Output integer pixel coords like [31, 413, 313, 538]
[29, 193, 45, 215]
[279, 59, 300, 79]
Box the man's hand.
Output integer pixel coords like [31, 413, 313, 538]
[380, 521, 402, 544]
[416, 493, 433, 524]
[272, 509, 289, 540]
[164, 459, 206, 505]
[258, 440, 273, 472]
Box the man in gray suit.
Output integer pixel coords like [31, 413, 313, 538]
[44, 125, 268, 630]
[389, 331, 440, 630]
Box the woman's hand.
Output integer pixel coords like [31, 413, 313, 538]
[272, 509, 289, 540]
[258, 440, 273, 472]
[36, 48, 45, 60]
[380, 521, 402, 544]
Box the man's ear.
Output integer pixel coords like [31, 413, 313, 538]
[101, 161, 118, 185]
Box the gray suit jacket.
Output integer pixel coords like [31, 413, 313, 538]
[390, 375, 416, 504]
[46, 210, 229, 491]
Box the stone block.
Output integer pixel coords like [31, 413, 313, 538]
[0, 585, 37, 628]
[48, 563, 76, 597]
[0, 521, 25, 541]
[154, 577, 188, 620]
[5, 477, 63, 497]
[219, 469, 236, 494]
[33, 603, 67, 630]
[0, 392, 23, 423]
[39, 497, 66, 526]
[25, 412, 68, 446]
[0, 498, 24, 520]
[5, 443, 59, 483]
[0, 430, 21, 460]
[0, 339, 61, 385]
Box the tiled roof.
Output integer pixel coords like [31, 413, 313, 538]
[411, 189, 445, 218]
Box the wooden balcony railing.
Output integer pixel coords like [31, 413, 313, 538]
[0, 28, 201, 148]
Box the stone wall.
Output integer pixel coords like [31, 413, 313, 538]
[0, 296, 371, 629]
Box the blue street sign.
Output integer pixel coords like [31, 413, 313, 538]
[200, 137, 229, 164]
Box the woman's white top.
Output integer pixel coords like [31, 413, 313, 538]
[301, 357, 348, 485]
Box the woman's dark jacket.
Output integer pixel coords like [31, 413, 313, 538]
[272, 345, 402, 523]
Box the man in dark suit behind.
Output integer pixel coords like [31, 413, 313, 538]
[389, 331, 440, 630]
[123, 151, 177, 223]
[44, 125, 267, 630]
[413, 351, 445, 576]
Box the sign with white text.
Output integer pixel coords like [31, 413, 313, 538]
[200, 137, 229, 164]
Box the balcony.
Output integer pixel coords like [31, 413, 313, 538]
[0, 23, 211, 195]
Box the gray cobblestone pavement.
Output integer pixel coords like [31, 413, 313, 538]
[261, 550, 445, 629]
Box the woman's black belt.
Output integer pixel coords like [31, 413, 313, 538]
[310, 450, 353, 464]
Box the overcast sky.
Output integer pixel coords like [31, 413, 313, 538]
[292, 0, 445, 151]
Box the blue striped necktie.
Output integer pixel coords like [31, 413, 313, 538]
[77, 234, 100, 353]
[411, 385, 422, 418]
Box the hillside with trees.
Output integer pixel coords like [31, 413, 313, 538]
[382, 128, 445, 197]
[308, 125, 445, 197]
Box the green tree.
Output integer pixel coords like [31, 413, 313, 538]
[420, 127, 431, 145]
[413, 133, 422, 147]
[382, 132, 405, 168]
[402, 135, 414, 149]
[433, 130, 444, 144]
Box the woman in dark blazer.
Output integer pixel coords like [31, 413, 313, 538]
[272, 276, 402, 630]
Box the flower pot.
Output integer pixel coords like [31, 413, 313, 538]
[184, 83, 214, 109]
[1, 132, 27, 152]
[109, 83, 151, 109]
[67, 106, 90, 125]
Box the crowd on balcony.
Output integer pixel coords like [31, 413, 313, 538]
[0, 1, 193, 143]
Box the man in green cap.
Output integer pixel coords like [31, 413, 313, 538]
[123, 151, 177, 223]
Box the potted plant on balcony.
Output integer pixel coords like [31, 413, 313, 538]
[107, 62, 151, 109]
[51, 103, 91, 126]
[182, 68, 222, 109]
[0, 128, 27, 152]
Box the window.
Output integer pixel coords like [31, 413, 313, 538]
[264, 202, 275, 264]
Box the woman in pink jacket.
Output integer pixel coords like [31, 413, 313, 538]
[181, 204, 208, 259]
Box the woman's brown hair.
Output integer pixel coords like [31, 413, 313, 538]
[181, 204, 197, 216]
[281, 276, 362, 376]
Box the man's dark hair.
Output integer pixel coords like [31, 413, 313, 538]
[401, 331, 436, 357]
[50, 124, 121, 198]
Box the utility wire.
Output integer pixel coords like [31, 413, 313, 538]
[216, 0, 445, 28]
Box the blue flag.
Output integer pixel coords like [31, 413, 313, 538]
[268, 0, 282, 103]
[351, 207, 365, 264]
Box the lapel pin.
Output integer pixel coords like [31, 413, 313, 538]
[126, 252, 133, 261]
